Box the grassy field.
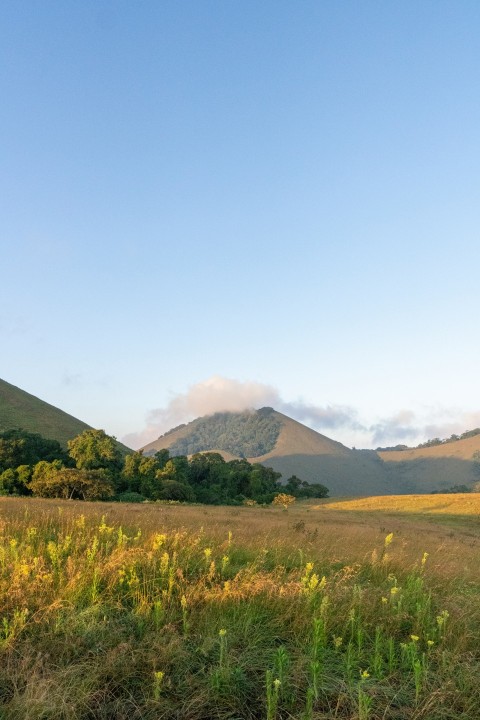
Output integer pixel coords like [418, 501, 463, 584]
[1, 495, 480, 719]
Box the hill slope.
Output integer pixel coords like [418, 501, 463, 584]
[379, 436, 480, 491]
[142, 408, 395, 496]
[0, 378, 132, 453]
[0, 379, 93, 446]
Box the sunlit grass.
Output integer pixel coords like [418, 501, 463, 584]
[317, 493, 480, 515]
[0, 496, 480, 718]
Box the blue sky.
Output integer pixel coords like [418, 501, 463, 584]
[1, 1, 479, 449]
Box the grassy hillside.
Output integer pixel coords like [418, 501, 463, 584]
[379, 435, 480, 492]
[0, 378, 132, 452]
[379, 433, 480, 462]
[0, 378, 92, 446]
[249, 412, 395, 496]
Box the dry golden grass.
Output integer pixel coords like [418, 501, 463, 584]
[255, 412, 349, 460]
[317, 493, 480, 515]
[2, 495, 480, 719]
[2, 494, 480, 583]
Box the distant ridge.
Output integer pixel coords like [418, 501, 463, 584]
[378, 434, 480, 491]
[378, 433, 480, 463]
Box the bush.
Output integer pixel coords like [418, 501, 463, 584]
[114, 491, 147, 503]
[158, 479, 195, 502]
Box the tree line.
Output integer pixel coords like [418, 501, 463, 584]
[0, 428, 328, 504]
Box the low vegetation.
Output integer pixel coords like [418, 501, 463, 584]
[0, 496, 479, 719]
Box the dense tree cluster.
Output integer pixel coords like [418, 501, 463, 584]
[0, 428, 329, 504]
[167, 408, 282, 458]
[0, 428, 69, 471]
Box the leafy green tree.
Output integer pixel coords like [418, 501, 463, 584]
[285, 475, 302, 494]
[285, 476, 329, 498]
[121, 451, 143, 491]
[189, 453, 226, 485]
[29, 461, 114, 500]
[154, 457, 191, 500]
[0, 429, 69, 472]
[0, 469, 17, 495]
[298, 482, 329, 498]
[247, 464, 281, 502]
[154, 449, 170, 469]
[0, 464, 33, 495]
[156, 456, 189, 485]
[158, 479, 195, 502]
[67, 429, 122, 477]
[121, 451, 160, 495]
[226, 459, 253, 497]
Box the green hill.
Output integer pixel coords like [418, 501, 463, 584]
[0, 378, 131, 453]
[0, 379, 92, 446]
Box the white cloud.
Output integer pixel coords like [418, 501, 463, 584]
[122, 375, 362, 449]
[122, 376, 480, 451]
[370, 408, 480, 448]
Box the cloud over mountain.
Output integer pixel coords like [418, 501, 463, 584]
[123, 375, 362, 449]
[122, 375, 480, 451]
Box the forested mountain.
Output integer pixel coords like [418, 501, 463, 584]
[163, 407, 282, 458]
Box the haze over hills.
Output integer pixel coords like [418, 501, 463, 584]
[0, 378, 131, 452]
[142, 407, 480, 496]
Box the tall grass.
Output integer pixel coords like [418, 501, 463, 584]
[0, 497, 479, 718]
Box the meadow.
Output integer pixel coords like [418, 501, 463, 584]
[1, 495, 480, 719]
